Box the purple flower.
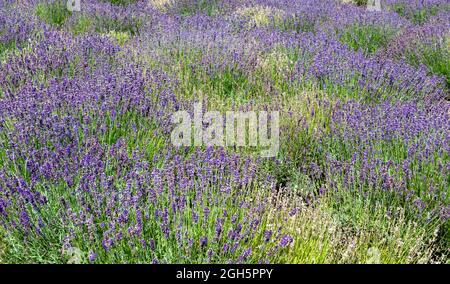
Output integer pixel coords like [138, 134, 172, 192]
[200, 236, 208, 248]
[88, 251, 96, 263]
[263, 230, 272, 243]
[149, 239, 155, 251]
[207, 248, 213, 260]
[280, 235, 293, 247]
[214, 218, 223, 241]
[19, 211, 30, 231]
[203, 206, 210, 221]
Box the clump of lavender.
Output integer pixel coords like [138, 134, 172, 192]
[382, 11, 449, 89]
[0, 30, 121, 95]
[384, 0, 450, 24]
[136, 14, 446, 102]
[0, 27, 291, 263]
[0, 3, 40, 54]
[288, 32, 446, 102]
[324, 100, 449, 221]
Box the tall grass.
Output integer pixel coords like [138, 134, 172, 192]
[35, 1, 72, 26]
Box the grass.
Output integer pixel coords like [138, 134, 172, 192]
[72, 15, 92, 35]
[0, 39, 17, 59]
[105, 30, 130, 46]
[68, 11, 143, 36]
[353, 0, 368, 6]
[325, 194, 440, 263]
[0, 235, 6, 264]
[94, 15, 142, 36]
[177, 0, 221, 16]
[35, 1, 72, 26]
[279, 16, 319, 34]
[339, 24, 399, 54]
[260, 190, 441, 263]
[389, 4, 448, 24]
[106, 0, 139, 5]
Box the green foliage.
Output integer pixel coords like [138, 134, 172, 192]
[0, 235, 6, 264]
[106, 0, 138, 5]
[72, 15, 92, 34]
[321, 192, 440, 263]
[105, 30, 130, 46]
[353, 0, 368, 6]
[391, 3, 406, 17]
[36, 1, 72, 26]
[389, 4, 446, 24]
[418, 44, 449, 89]
[279, 16, 318, 34]
[339, 24, 398, 54]
[0, 39, 17, 58]
[94, 15, 142, 36]
[177, 0, 220, 16]
[402, 38, 450, 89]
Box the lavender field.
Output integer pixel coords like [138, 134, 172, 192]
[0, 0, 449, 264]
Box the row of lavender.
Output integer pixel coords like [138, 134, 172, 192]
[0, 0, 449, 263]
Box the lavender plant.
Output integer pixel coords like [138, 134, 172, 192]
[383, 11, 450, 89]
